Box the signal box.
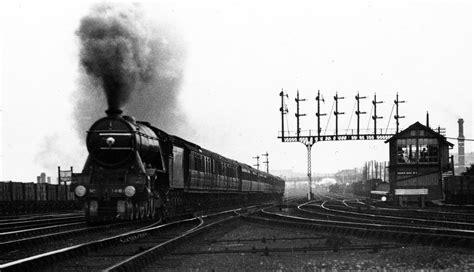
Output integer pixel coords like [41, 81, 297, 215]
[385, 122, 453, 206]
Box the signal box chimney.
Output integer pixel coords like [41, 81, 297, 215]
[426, 111, 430, 128]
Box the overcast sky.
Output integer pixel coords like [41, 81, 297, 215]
[0, 0, 472, 182]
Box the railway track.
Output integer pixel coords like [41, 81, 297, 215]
[304, 201, 474, 230]
[325, 198, 474, 223]
[0, 220, 152, 254]
[320, 192, 474, 223]
[334, 203, 474, 223]
[0, 214, 84, 233]
[242, 203, 474, 247]
[0, 221, 86, 243]
[0, 212, 81, 222]
[0, 205, 264, 272]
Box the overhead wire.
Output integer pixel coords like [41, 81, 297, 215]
[366, 103, 373, 131]
[324, 99, 335, 135]
[346, 99, 356, 135]
[446, 137, 474, 141]
[385, 103, 395, 134]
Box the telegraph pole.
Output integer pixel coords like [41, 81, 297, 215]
[295, 90, 306, 141]
[355, 92, 366, 139]
[262, 152, 269, 173]
[279, 90, 288, 141]
[334, 93, 345, 138]
[372, 94, 383, 137]
[315, 90, 326, 141]
[253, 155, 260, 171]
[394, 93, 405, 133]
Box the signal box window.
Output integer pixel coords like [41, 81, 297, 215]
[417, 139, 438, 163]
[397, 139, 417, 163]
[396, 138, 438, 164]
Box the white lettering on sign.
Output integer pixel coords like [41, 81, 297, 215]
[397, 171, 418, 175]
[395, 188, 428, 195]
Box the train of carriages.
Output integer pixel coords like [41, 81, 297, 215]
[71, 109, 285, 222]
[0, 182, 77, 215]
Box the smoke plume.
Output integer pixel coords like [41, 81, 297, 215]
[77, 3, 153, 111]
[75, 3, 188, 138]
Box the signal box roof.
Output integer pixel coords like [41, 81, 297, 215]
[384, 121, 453, 147]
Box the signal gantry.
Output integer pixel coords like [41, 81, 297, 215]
[279, 89, 406, 200]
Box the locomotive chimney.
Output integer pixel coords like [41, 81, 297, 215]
[458, 118, 465, 167]
[105, 108, 123, 117]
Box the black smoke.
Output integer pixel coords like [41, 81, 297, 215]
[77, 3, 152, 112]
[74, 3, 188, 139]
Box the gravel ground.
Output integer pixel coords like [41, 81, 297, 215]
[144, 219, 474, 271]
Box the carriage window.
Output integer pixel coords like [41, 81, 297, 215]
[194, 154, 199, 170]
[189, 153, 195, 170]
[197, 155, 203, 171]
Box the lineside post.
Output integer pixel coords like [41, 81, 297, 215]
[279, 90, 288, 141]
[262, 152, 269, 173]
[306, 143, 313, 200]
[355, 92, 366, 139]
[372, 94, 383, 138]
[394, 93, 405, 133]
[253, 155, 260, 171]
[315, 90, 326, 141]
[334, 93, 345, 139]
[295, 90, 306, 141]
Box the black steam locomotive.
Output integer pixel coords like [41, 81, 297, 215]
[71, 110, 285, 222]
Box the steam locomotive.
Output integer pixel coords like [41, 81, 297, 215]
[71, 110, 285, 222]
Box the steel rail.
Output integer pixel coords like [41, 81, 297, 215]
[316, 201, 474, 229]
[253, 207, 474, 245]
[0, 219, 165, 271]
[104, 209, 247, 272]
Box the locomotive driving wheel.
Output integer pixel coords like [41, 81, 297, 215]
[126, 201, 134, 221]
[134, 203, 139, 220]
[139, 202, 145, 220]
[144, 200, 150, 219]
[149, 198, 155, 219]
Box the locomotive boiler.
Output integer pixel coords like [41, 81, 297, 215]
[72, 110, 285, 222]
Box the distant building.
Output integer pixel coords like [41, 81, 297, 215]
[36, 172, 52, 184]
[385, 122, 453, 205]
[37, 172, 47, 184]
